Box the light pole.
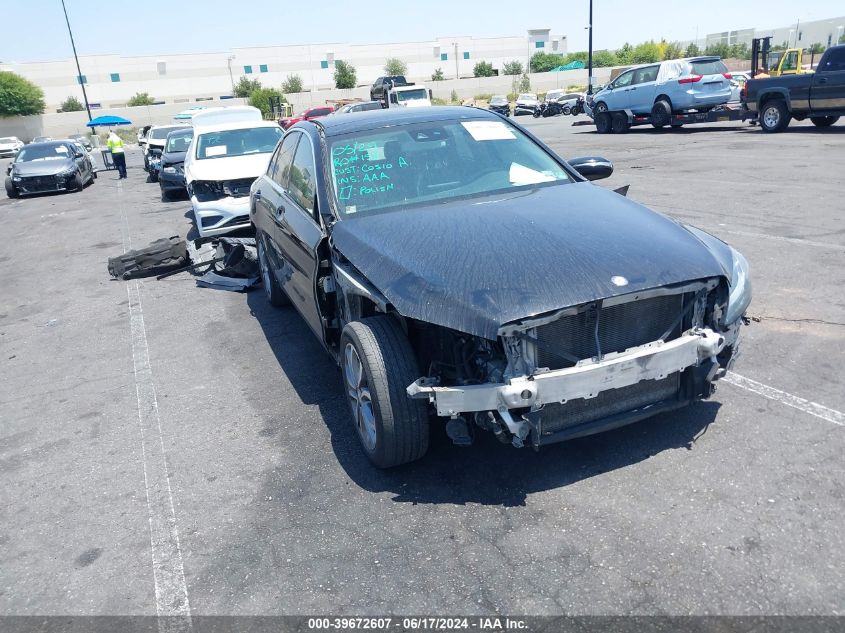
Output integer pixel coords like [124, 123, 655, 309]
[60, 0, 91, 122]
[452, 42, 459, 79]
[586, 0, 594, 96]
[227, 55, 235, 93]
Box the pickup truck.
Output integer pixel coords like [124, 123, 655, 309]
[745, 44, 845, 132]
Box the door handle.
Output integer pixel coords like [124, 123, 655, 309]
[817, 77, 827, 83]
[254, 190, 262, 200]
[276, 205, 285, 217]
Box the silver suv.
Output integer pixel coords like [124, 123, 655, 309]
[592, 57, 733, 127]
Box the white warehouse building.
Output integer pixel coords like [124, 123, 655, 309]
[0, 31, 568, 111]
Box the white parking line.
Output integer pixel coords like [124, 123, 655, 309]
[723, 373, 845, 426]
[120, 184, 192, 632]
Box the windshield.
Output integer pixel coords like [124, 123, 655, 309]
[150, 127, 184, 140]
[396, 89, 428, 102]
[0, 137, 17, 143]
[15, 144, 72, 162]
[165, 130, 193, 153]
[329, 118, 572, 217]
[490, 96, 507, 105]
[517, 94, 537, 101]
[195, 126, 282, 160]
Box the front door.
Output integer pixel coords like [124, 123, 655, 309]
[628, 65, 660, 114]
[810, 48, 845, 113]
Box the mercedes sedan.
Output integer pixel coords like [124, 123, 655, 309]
[250, 107, 751, 468]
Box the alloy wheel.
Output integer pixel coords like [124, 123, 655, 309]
[344, 343, 377, 452]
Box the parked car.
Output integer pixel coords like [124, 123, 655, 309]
[0, 136, 24, 157]
[385, 84, 432, 108]
[744, 44, 845, 132]
[68, 133, 93, 151]
[31, 136, 52, 143]
[487, 95, 510, 116]
[514, 93, 539, 115]
[184, 106, 283, 237]
[144, 124, 191, 178]
[280, 106, 334, 130]
[250, 107, 750, 468]
[5, 140, 96, 198]
[335, 101, 383, 114]
[591, 56, 733, 128]
[729, 71, 751, 102]
[545, 90, 586, 112]
[158, 128, 194, 200]
[369, 75, 409, 102]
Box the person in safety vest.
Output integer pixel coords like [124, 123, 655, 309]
[106, 130, 127, 179]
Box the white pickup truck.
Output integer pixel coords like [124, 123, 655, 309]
[386, 84, 432, 108]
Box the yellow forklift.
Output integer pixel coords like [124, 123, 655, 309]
[750, 37, 815, 78]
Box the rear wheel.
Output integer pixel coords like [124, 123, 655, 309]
[611, 112, 630, 134]
[340, 317, 429, 468]
[811, 116, 839, 128]
[651, 99, 671, 128]
[760, 99, 791, 133]
[595, 111, 612, 134]
[257, 232, 289, 307]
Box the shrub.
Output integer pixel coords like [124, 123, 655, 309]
[0, 71, 46, 116]
[127, 92, 155, 107]
[431, 97, 448, 106]
[248, 87, 286, 117]
[233, 76, 262, 98]
[431, 68, 445, 81]
[502, 60, 523, 76]
[473, 61, 495, 77]
[615, 43, 633, 65]
[518, 74, 531, 92]
[334, 60, 356, 89]
[473, 93, 493, 101]
[384, 58, 408, 76]
[282, 74, 303, 93]
[591, 50, 618, 67]
[684, 42, 701, 57]
[60, 95, 84, 112]
[450, 89, 459, 103]
[630, 41, 661, 64]
[529, 52, 565, 73]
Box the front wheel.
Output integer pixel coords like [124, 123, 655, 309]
[257, 232, 289, 307]
[5, 177, 19, 199]
[595, 111, 612, 134]
[811, 116, 839, 128]
[532, 109, 541, 118]
[340, 317, 429, 468]
[72, 173, 84, 192]
[760, 100, 791, 133]
[562, 104, 571, 115]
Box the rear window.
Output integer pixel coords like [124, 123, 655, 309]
[311, 108, 333, 116]
[690, 60, 728, 76]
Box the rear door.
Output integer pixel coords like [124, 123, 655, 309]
[811, 47, 845, 113]
[628, 65, 660, 113]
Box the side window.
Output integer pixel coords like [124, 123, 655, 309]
[613, 71, 634, 88]
[820, 49, 845, 72]
[272, 133, 300, 189]
[782, 51, 799, 72]
[288, 136, 317, 218]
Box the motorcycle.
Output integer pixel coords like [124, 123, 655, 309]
[533, 100, 571, 118]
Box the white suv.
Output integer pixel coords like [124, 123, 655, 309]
[183, 106, 283, 238]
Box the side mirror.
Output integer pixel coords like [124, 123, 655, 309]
[569, 156, 613, 181]
[428, 89, 433, 100]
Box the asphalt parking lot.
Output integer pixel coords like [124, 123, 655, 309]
[1, 117, 843, 620]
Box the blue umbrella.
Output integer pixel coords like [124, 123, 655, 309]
[86, 115, 132, 128]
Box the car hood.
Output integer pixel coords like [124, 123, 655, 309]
[12, 159, 75, 177]
[0, 142, 21, 149]
[186, 153, 272, 182]
[161, 150, 187, 165]
[331, 182, 729, 340]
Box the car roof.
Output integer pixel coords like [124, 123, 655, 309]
[312, 106, 499, 137]
[150, 124, 190, 131]
[194, 120, 281, 133]
[25, 140, 74, 149]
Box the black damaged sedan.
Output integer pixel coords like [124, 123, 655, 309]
[250, 107, 751, 468]
[5, 140, 96, 198]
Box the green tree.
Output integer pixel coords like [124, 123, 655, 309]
[282, 74, 303, 93]
[127, 92, 155, 106]
[684, 42, 701, 57]
[662, 41, 684, 60]
[840, 34, 845, 44]
[529, 51, 565, 72]
[59, 95, 84, 112]
[233, 76, 262, 98]
[502, 60, 523, 76]
[518, 74, 531, 92]
[334, 60, 356, 89]
[431, 67, 445, 81]
[615, 42, 634, 64]
[473, 60, 495, 77]
[591, 50, 618, 67]
[564, 51, 589, 64]
[248, 87, 287, 117]
[729, 42, 751, 59]
[808, 42, 826, 54]
[0, 71, 45, 116]
[630, 41, 661, 63]
[450, 89, 459, 103]
[384, 57, 408, 76]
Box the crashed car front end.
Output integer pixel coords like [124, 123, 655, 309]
[408, 275, 747, 448]
[189, 178, 256, 237]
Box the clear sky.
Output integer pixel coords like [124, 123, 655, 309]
[2, 0, 844, 62]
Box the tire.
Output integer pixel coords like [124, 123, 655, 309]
[160, 186, 170, 202]
[533, 109, 541, 118]
[71, 173, 84, 192]
[257, 232, 290, 307]
[340, 317, 429, 468]
[5, 177, 19, 199]
[149, 171, 159, 183]
[651, 99, 671, 128]
[611, 112, 630, 134]
[811, 116, 839, 128]
[562, 104, 571, 115]
[595, 112, 612, 134]
[760, 99, 791, 133]
[92, 169, 98, 180]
